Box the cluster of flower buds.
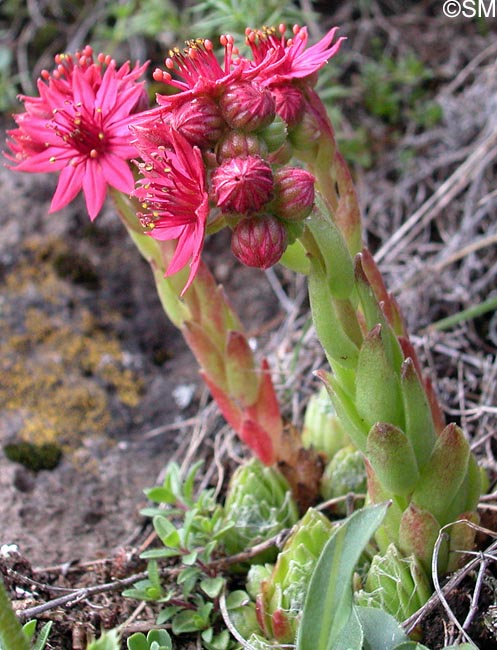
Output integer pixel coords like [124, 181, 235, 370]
[132, 25, 344, 289]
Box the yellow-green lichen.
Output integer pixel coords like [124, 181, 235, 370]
[1, 236, 145, 456]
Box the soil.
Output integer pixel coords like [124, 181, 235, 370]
[2, 4, 497, 649]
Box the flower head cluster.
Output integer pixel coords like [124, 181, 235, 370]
[6, 46, 148, 220]
[134, 24, 342, 286]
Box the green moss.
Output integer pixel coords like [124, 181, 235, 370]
[4, 441, 62, 472]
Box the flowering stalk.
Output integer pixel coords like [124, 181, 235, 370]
[289, 77, 482, 582]
[110, 190, 284, 466]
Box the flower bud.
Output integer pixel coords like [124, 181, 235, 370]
[272, 167, 315, 222]
[288, 109, 321, 160]
[212, 155, 273, 214]
[216, 130, 267, 162]
[268, 141, 293, 166]
[171, 95, 225, 148]
[270, 83, 305, 127]
[219, 81, 276, 132]
[231, 215, 287, 269]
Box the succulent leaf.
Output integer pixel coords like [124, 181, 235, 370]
[366, 422, 419, 495]
[400, 358, 437, 468]
[411, 423, 470, 525]
[302, 386, 350, 459]
[355, 325, 404, 430]
[308, 258, 360, 369]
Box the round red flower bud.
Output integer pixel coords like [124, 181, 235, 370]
[219, 81, 276, 132]
[212, 155, 273, 214]
[270, 84, 305, 127]
[171, 95, 225, 148]
[272, 167, 315, 221]
[216, 130, 267, 162]
[231, 215, 288, 269]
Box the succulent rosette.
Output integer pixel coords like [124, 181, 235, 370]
[320, 445, 367, 515]
[354, 543, 432, 621]
[254, 508, 334, 643]
[222, 458, 299, 560]
[301, 385, 350, 460]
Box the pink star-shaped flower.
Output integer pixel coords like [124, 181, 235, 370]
[246, 24, 345, 85]
[132, 122, 209, 294]
[6, 46, 148, 220]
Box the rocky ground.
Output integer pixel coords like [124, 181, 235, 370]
[1, 4, 497, 648]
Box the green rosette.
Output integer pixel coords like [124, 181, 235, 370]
[222, 458, 299, 561]
[255, 508, 334, 643]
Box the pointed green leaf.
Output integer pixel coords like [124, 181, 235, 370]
[21, 621, 37, 642]
[411, 423, 470, 525]
[306, 203, 355, 300]
[200, 577, 225, 599]
[144, 486, 177, 505]
[0, 578, 30, 650]
[32, 622, 53, 650]
[366, 422, 419, 495]
[400, 358, 437, 467]
[333, 607, 363, 650]
[140, 548, 182, 560]
[318, 370, 369, 452]
[153, 516, 181, 549]
[355, 325, 404, 430]
[156, 606, 183, 624]
[183, 460, 204, 502]
[171, 609, 203, 634]
[296, 503, 389, 650]
[280, 238, 310, 274]
[308, 257, 360, 369]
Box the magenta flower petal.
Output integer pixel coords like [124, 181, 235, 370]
[50, 163, 84, 213]
[101, 153, 135, 193]
[83, 160, 108, 220]
[10, 147, 70, 172]
[95, 64, 118, 113]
